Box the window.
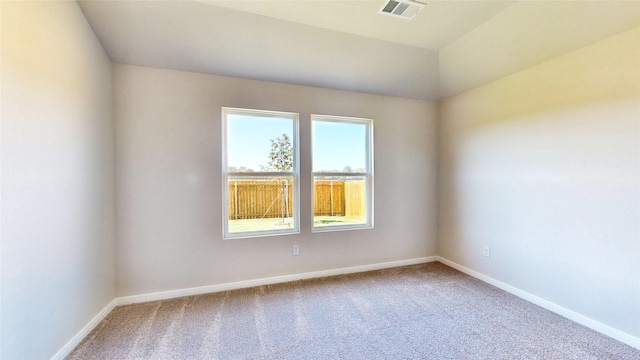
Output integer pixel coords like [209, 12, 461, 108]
[312, 115, 373, 231]
[222, 108, 299, 239]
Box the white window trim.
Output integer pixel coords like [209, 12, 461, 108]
[311, 114, 374, 233]
[222, 107, 300, 239]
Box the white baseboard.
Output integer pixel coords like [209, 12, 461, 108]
[116, 256, 437, 306]
[51, 299, 117, 360]
[437, 256, 640, 350]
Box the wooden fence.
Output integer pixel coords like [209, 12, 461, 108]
[313, 180, 345, 216]
[228, 180, 293, 220]
[344, 180, 366, 218]
[228, 179, 365, 220]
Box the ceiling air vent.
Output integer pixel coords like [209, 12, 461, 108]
[379, 0, 426, 20]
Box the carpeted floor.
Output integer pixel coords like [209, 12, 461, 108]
[67, 262, 640, 359]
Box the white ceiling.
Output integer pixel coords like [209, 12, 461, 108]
[78, 0, 640, 100]
[199, 0, 516, 50]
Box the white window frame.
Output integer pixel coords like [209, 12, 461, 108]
[222, 107, 300, 239]
[311, 114, 374, 232]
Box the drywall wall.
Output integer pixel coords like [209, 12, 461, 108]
[1, 2, 115, 359]
[114, 64, 437, 297]
[438, 27, 640, 338]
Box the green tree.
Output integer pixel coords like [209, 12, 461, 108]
[228, 166, 254, 172]
[261, 134, 293, 223]
[261, 134, 293, 172]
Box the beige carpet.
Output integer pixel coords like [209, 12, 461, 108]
[67, 262, 639, 359]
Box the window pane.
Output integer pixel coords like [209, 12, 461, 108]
[228, 176, 294, 234]
[312, 121, 367, 173]
[312, 115, 372, 231]
[223, 108, 299, 239]
[227, 113, 293, 173]
[313, 176, 368, 227]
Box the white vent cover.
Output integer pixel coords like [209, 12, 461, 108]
[378, 0, 426, 20]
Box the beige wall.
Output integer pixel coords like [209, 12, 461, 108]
[114, 64, 438, 297]
[438, 27, 640, 337]
[1, 1, 115, 359]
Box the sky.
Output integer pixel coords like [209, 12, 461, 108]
[312, 120, 366, 172]
[227, 113, 367, 172]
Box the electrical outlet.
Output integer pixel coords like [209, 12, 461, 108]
[293, 244, 300, 256]
[483, 246, 491, 258]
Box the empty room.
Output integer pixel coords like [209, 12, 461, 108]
[1, 0, 639, 359]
